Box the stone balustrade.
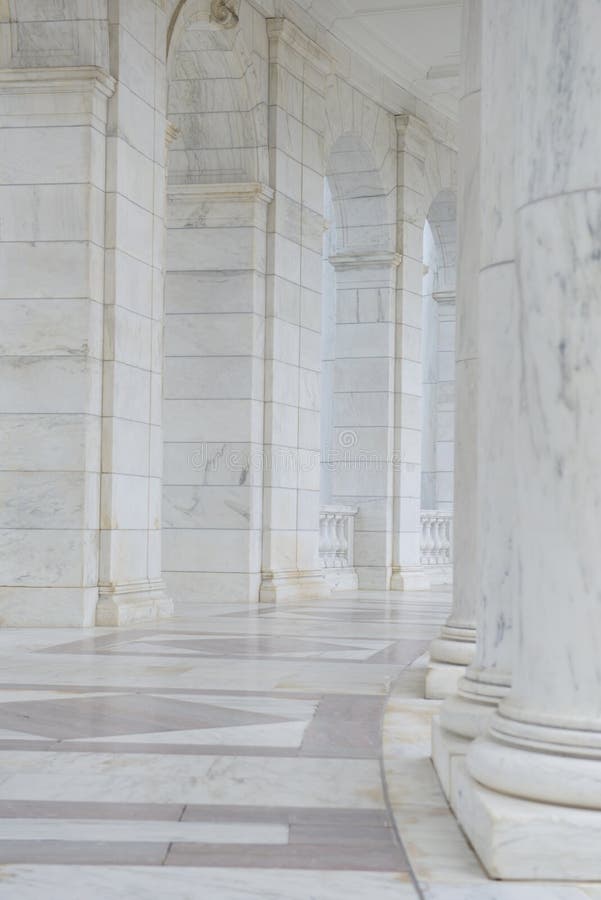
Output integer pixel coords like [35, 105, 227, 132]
[420, 510, 453, 584]
[319, 505, 359, 591]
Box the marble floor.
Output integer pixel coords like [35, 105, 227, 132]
[0, 589, 597, 899]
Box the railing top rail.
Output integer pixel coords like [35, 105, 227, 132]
[320, 504, 359, 516]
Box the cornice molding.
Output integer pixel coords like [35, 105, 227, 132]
[396, 113, 431, 159]
[0, 65, 115, 97]
[167, 181, 274, 205]
[267, 18, 332, 75]
[329, 251, 402, 271]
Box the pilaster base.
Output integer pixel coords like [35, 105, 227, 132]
[259, 570, 330, 603]
[390, 566, 430, 591]
[431, 715, 471, 803]
[355, 567, 392, 591]
[324, 567, 358, 592]
[96, 580, 173, 626]
[453, 758, 601, 880]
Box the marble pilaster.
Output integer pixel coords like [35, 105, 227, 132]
[390, 114, 430, 593]
[260, 18, 330, 603]
[328, 252, 401, 590]
[426, 0, 480, 698]
[162, 182, 272, 604]
[454, 0, 601, 879]
[0, 65, 113, 626]
[96, 0, 173, 626]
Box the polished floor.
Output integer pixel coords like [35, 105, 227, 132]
[0, 590, 597, 899]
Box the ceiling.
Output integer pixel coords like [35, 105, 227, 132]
[299, 0, 463, 118]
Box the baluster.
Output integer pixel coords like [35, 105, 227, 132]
[438, 517, 444, 565]
[319, 513, 327, 567]
[327, 514, 338, 568]
[336, 514, 348, 568]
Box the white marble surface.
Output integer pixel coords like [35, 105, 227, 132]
[383, 652, 601, 894]
[0, 819, 289, 846]
[0, 867, 419, 900]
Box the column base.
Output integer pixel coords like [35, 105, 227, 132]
[425, 662, 466, 699]
[96, 580, 173, 626]
[453, 757, 601, 880]
[439, 687, 500, 741]
[390, 566, 430, 591]
[259, 570, 330, 603]
[425, 625, 476, 699]
[431, 714, 472, 803]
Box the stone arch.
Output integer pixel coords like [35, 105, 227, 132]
[424, 138, 458, 221]
[165, 0, 268, 185]
[426, 189, 457, 294]
[324, 78, 396, 254]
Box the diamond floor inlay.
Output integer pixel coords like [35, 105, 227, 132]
[0, 588, 474, 899]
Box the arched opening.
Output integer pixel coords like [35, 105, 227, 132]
[420, 190, 457, 583]
[161, 0, 269, 605]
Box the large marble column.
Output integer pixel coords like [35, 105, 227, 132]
[454, 0, 601, 880]
[432, 0, 516, 795]
[425, 0, 480, 697]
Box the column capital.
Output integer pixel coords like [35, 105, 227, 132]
[432, 291, 457, 306]
[395, 113, 431, 159]
[328, 251, 401, 271]
[267, 18, 332, 75]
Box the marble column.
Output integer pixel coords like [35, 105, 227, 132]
[432, 0, 516, 795]
[260, 19, 330, 602]
[425, 0, 480, 697]
[391, 114, 431, 592]
[454, 0, 601, 880]
[328, 252, 400, 590]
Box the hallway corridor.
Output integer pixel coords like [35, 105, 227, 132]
[0, 591, 451, 898]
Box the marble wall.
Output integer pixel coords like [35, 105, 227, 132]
[0, 0, 457, 623]
[162, 2, 270, 604]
